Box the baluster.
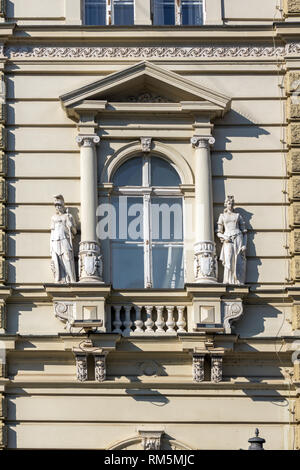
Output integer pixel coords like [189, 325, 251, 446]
[144, 305, 154, 334]
[155, 306, 165, 334]
[176, 306, 186, 333]
[123, 305, 133, 336]
[166, 306, 176, 334]
[112, 305, 122, 334]
[134, 306, 144, 334]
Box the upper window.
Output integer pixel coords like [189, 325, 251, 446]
[99, 155, 184, 289]
[152, 0, 204, 26]
[84, 0, 134, 26]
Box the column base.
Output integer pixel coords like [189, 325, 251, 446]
[79, 241, 104, 283]
[194, 241, 218, 283]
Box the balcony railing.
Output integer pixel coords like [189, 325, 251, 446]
[109, 304, 187, 336]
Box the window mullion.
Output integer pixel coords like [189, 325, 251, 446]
[175, 0, 182, 25]
[143, 194, 153, 288]
[107, 0, 112, 24]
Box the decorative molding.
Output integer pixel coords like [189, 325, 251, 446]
[0, 105, 6, 125]
[94, 353, 108, 382]
[0, 304, 5, 329]
[289, 151, 300, 174]
[0, 423, 7, 449]
[140, 137, 152, 153]
[0, 395, 6, 419]
[284, 0, 300, 14]
[54, 301, 75, 330]
[79, 241, 103, 282]
[293, 304, 300, 330]
[0, 126, 6, 150]
[138, 430, 164, 451]
[290, 178, 300, 200]
[74, 353, 88, 382]
[6, 44, 300, 60]
[194, 241, 218, 283]
[223, 301, 244, 333]
[0, 205, 6, 229]
[0, 152, 6, 176]
[0, 257, 6, 283]
[193, 354, 205, 382]
[290, 124, 300, 145]
[288, 100, 300, 121]
[126, 92, 172, 103]
[211, 355, 223, 383]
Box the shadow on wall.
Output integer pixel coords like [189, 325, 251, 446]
[6, 1, 14, 19]
[234, 304, 286, 337]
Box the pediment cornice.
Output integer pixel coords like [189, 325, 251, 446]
[60, 61, 231, 120]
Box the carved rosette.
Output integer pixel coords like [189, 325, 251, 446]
[79, 241, 103, 282]
[223, 301, 244, 333]
[193, 354, 205, 382]
[75, 354, 88, 382]
[194, 241, 218, 283]
[211, 356, 223, 383]
[94, 353, 107, 382]
[140, 137, 152, 153]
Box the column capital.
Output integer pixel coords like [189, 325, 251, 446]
[191, 135, 215, 149]
[76, 135, 100, 147]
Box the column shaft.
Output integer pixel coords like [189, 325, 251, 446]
[191, 136, 217, 283]
[76, 135, 103, 282]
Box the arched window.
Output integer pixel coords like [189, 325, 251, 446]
[101, 155, 184, 289]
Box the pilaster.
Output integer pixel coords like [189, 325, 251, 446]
[287, 71, 300, 284]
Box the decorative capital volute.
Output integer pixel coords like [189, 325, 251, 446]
[191, 136, 215, 149]
[76, 135, 100, 147]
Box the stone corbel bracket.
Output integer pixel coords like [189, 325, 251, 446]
[73, 341, 113, 383]
[222, 300, 244, 334]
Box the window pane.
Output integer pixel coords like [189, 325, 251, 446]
[113, 0, 134, 25]
[152, 245, 184, 288]
[111, 196, 144, 241]
[182, 0, 203, 25]
[151, 156, 181, 186]
[112, 243, 144, 288]
[151, 197, 183, 242]
[153, 0, 175, 25]
[85, 0, 106, 25]
[112, 157, 143, 186]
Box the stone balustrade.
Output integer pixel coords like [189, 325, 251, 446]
[110, 305, 187, 336]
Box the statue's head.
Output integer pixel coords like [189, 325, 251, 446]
[54, 194, 65, 214]
[224, 195, 235, 212]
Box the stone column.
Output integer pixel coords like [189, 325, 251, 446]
[191, 136, 217, 283]
[76, 135, 103, 282]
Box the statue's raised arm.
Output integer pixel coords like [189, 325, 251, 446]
[216, 195, 247, 285]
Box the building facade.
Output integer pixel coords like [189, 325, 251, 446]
[0, 0, 299, 450]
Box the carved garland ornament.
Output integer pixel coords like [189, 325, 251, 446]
[4, 43, 300, 59]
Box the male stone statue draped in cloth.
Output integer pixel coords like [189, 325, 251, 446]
[50, 194, 77, 283]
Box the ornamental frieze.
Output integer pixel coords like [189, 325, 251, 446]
[0, 304, 4, 329]
[291, 178, 300, 199]
[293, 257, 300, 279]
[4, 43, 300, 59]
[292, 230, 300, 252]
[288, 100, 300, 120]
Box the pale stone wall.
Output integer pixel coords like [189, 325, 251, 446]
[0, 0, 298, 452]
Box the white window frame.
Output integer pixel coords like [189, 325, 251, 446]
[110, 155, 184, 289]
[151, 0, 206, 25]
[83, 0, 135, 25]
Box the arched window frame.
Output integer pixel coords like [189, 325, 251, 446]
[106, 153, 185, 289]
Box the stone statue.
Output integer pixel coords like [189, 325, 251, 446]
[216, 195, 247, 285]
[50, 194, 77, 283]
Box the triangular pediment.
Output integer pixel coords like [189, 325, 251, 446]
[60, 61, 231, 117]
